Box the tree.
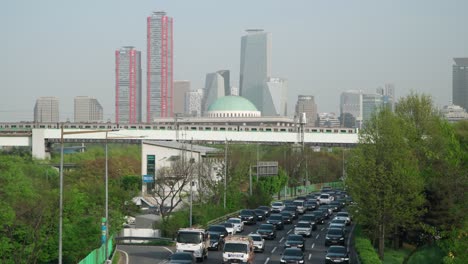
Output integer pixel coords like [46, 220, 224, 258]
[345, 108, 425, 260]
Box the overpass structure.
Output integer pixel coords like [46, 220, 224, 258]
[0, 122, 359, 159]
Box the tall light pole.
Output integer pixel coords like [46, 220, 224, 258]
[58, 126, 115, 264]
[224, 139, 228, 209]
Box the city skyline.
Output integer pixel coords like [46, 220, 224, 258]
[2, 0, 468, 122]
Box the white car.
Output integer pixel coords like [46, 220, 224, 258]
[271, 201, 285, 213]
[294, 221, 312, 237]
[248, 233, 265, 253]
[227, 217, 244, 233]
[334, 212, 351, 226]
[319, 193, 333, 205]
[222, 222, 236, 235]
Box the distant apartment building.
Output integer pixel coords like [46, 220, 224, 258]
[362, 93, 384, 122]
[74, 96, 103, 122]
[453, 58, 468, 111]
[230, 86, 239, 96]
[147, 11, 174, 120]
[376, 83, 395, 111]
[318, 112, 341, 128]
[115, 46, 142, 123]
[185, 89, 203, 117]
[239, 29, 272, 114]
[34, 97, 59, 122]
[340, 90, 363, 127]
[202, 70, 230, 115]
[263, 77, 288, 116]
[173, 81, 191, 115]
[295, 95, 317, 126]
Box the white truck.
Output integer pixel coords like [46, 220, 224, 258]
[222, 235, 255, 264]
[176, 228, 209, 262]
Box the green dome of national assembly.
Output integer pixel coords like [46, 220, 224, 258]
[207, 96, 261, 118]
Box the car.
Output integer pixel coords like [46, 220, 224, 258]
[321, 205, 334, 216]
[280, 248, 304, 264]
[330, 218, 347, 227]
[254, 209, 267, 221]
[222, 222, 236, 235]
[328, 223, 345, 231]
[294, 221, 313, 237]
[257, 206, 271, 217]
[316, 208, 330, 220]
[329, 201, 342, 212]
[321, 186, 333, 193]
[227, 217, 244, 233]
[256, 223, 276, 240]
[325, 245, 350, 264]
[298, 214, 317, 230]
[168, 252, 195, 264]
[248, 233, 265, 253]
[293, 200, 306, 214]
[280, 211, 294, 224]
[208, 232, 224, 251]
[284, 234, 305, 251]
[284, 206, 299, 219]
[239, 209, 257, 225]
[207, 225, 229, 239]
[304, 200, 318, 211]
[319, 193, 333, 204]
[266, 214, 284, 230]
[271, 201, 285, 213]
[325, 228, 346, 246]
[311, 211, 325, 224]
[334, 212, 352, 226]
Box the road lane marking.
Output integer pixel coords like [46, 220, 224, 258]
[117, 249, 129, 264]
[311, 243, 315, 249]
[279, 237, 284, 242]
[316, 234, 320, 239]
[287, 229, 292, 234]
[271, 246, 277, 253]
[321, 228, 324, 231]
[264, 257, 270, 264]
[308, 253, 312, 260]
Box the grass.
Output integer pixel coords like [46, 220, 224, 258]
[406, 244, 444, 264]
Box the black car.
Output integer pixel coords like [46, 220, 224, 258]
[329, 201, 342, 212]
[299, 214, 318, 230]
[325, 228, 346, 246]
[284, 234, 305, 251]
[316, 208, 330, 220]
[254, 209, 267, 221]
[168, 252, 195, 264]
[208, 232, 224, 251]
[280, 248, 304, 264]
[311, 211, 325, 224]
[325, 245, 350, 264]
[207, 225, 228, 239]
[256, 223, 276, 240]
[266, 214, 284, 230]
[304, 200, 318, 211]
[239, 209, 257, 225]
[284, 206, 299, 219]
[280, 211, 294, 224]
[257, 206, 271, 217]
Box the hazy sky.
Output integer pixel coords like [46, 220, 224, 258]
[2, 0, 467, 122]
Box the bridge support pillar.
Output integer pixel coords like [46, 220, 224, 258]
[32, 129, 50, 160]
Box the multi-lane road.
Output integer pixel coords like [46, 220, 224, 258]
[117, 209, 356, 264]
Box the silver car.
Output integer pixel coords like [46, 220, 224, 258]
[248, 233, 265, 253]
[294, 221, 312, 237]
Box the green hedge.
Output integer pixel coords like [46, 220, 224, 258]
[355, 236, 382, 264]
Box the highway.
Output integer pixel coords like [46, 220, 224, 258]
[117, 209, 356, 264]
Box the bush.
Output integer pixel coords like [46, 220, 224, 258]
[355, 236, 382, 264]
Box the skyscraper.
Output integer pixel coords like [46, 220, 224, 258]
[185, 89, 203, 117]
[453, 58, 468, 111]
[115, 46, 142, 123]
[173, 80, 191, 115]
[377, 83, 395, 111]
[147, 11, 174, 121]
[34, 97, 59, 122]
[340, 90, 363, 127]
[295, 95, 318, 126]
[239, 29, 271, 113]
[74, 96, 103, 122]
[263, 77, 288, 116]
[362, 93, 384, 122]
[202, 70, 230, 114]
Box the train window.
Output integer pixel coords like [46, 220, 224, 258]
[220, 127, 226, 131]
[251, 128, 257, 131]
[334, 129, 338, 133]
[159, 127, 166, 130]
[85, 126, 91, 129]
[326, 129, 332, 133]
[266, 128, 272, 132]
[280, 128, 286, 132]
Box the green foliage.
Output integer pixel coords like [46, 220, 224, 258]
[406, 244, 444, 264]
[355, 236, 382, 264]
[383, 248, 411, 264]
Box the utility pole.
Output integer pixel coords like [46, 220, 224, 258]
[224, 139, 227, 209]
